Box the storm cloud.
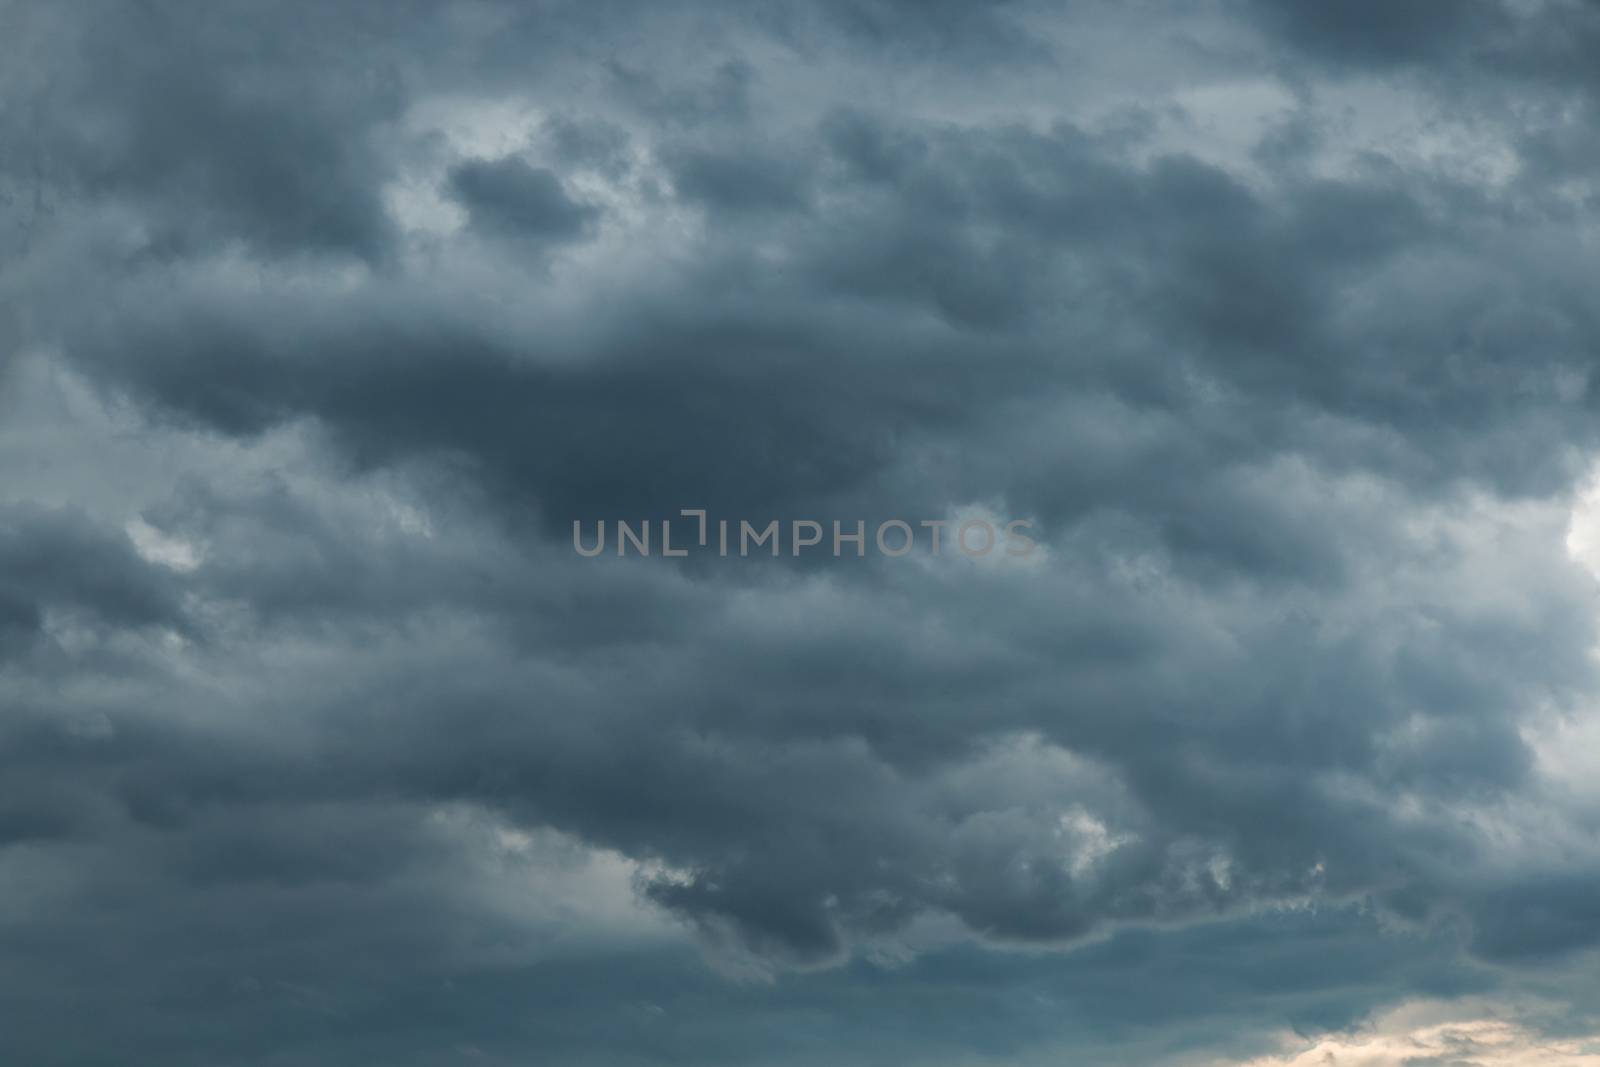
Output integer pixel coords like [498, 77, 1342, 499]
[5, 1, 1600, 1064]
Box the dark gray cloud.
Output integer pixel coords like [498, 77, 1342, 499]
[0, 3, 401, 263]
[447, 157, 600, 242]
[5, 0, 1600, 1064]
[1243, 0, 1510, 67]
[0, 507, 188, 653]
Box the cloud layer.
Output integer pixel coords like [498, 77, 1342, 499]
[5, 1, 1600, 1063]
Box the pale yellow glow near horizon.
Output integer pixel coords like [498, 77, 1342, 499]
[1230, 1007, 1600, 1067]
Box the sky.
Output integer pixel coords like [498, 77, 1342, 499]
[5, 1, 1600, 1064]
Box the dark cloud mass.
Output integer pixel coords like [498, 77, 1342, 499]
[447, 157, 599, 242]
[6, 1, 1600, 1064]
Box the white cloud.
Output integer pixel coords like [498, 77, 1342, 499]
[125, 516, 203, 573]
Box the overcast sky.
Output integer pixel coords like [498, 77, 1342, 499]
[6, 1, 1600, 1064]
